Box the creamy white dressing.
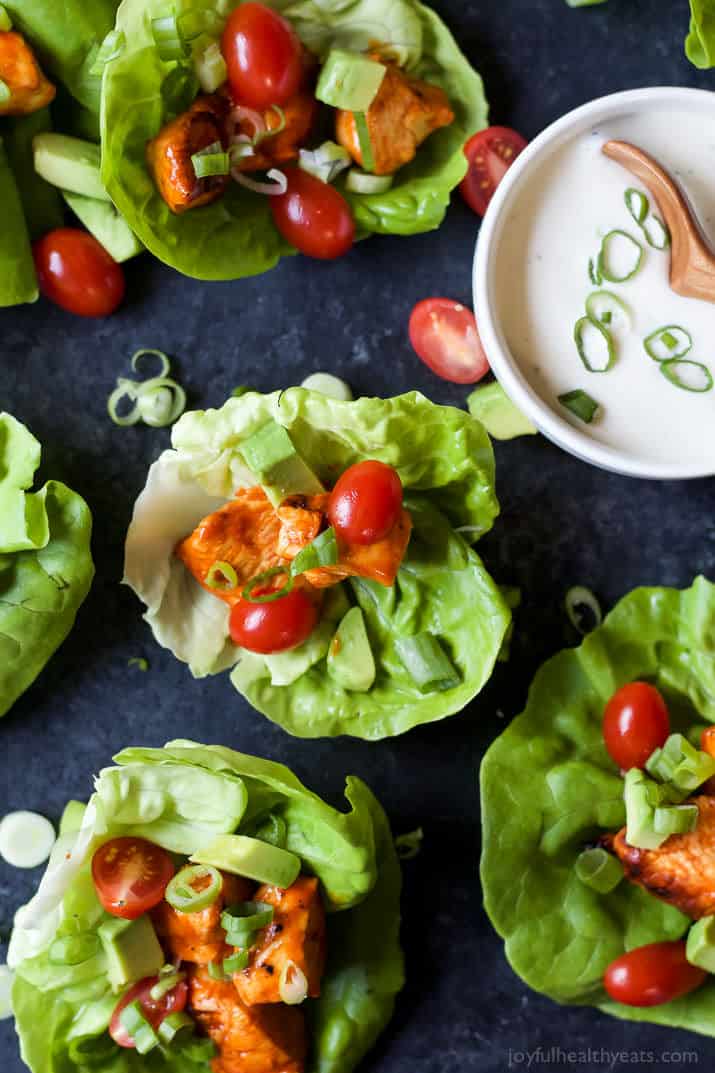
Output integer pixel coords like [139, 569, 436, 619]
[494, 108, 715, 467]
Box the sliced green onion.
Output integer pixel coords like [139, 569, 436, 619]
[151, 13, 189, 60]
[597, 229, 644, 283]
[558, 389, 600, 424]
[195, 40, 227, 93]
[0, 6, 12, 31]
[150, 969, 186, 1002]
[165, 865, 222, 913]
[205, 561, 238, 591]
[88, 29, 125, 76]
[290, 527, 338, 576]
[208, 960, 227, 981]
[131, 348, 171, 379]
[624, 187, 649, 224]
[223, 950, 250, 974]
[395, 633, 461, 693]
[646, 733, 715, 791]
[640, 215, 671, 250]
[0, 79, 11, 105]
[298, 141, 351, 184]
[395, 827, 423, 860]
[0, 810, 56, 868]
[192, 141, 230, 179]
[254, 105, 287, 145]
[279, 960, 308, 1005]
[573, 316, 615, 373]
[242, 567, 294, 603]
[585, 290, 630, 328]
[353, 112, 375, 173]
[660, 359, 713, 393]
[251, 813, 288, 848]
[575, 847, 623, 893]
[49, 933, 100, 966]
[564, 585, 602, 634]
[135, 377, 187, 427]
[221, 901, 274, 945]
[301, 372, 353, 401]
[345, 168, 393, 194]
[108, 379, 142, 427]
[643, 325, 692, 362]
[588, 257, 602, 286]
[128, 657, 149, 671]
[653, 803, 699, 837]
[158, 1011, 194, 1045]
[119, 1001, 159, 1055]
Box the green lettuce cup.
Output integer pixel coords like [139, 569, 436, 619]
[123, 388, 511, 739]
[0, 413, 94, 717]
[481, 576, 715, 1036]
[9, 739, 404, 1073]
[100, 0, 487, 280]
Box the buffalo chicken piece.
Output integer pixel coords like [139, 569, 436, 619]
[190, 966, 307, 1073]
[606, 795, 715, 919]
[232, 91, 319, 173]
[335, 57, 454, 175]
[146, 95, 229, 214]
[0, 31, 55, 115]
[153, 870, 254, 964]
[234, 876, 326, 1006]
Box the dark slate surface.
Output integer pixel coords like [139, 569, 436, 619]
[2, 2, 715, 1071]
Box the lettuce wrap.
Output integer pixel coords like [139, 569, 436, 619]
[8, 739, 404, 1073]
[480, 576, 715, 1035]
[100, 0, 488, 280]
[123, 388, 510, 739]
[0, 413, 94, 718]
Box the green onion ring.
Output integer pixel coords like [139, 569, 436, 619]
[131, 348, 171, 379]
[135, 377, 187, 428]
[165, 865, 222, 913]
[564, 585, 602, 634]
[624, 187, 648, 224]
[585, 290, 630, 328]
[573, 316, 616, 373]
[558, 390, 600, 424]
[597, 229, 644, 283]
[659, 359, 713, 393]
[254, 105, 287, 145]
[107, 379, 142, 426]
[221, 901, 274, 944]
[223, 950, 250, 974]
[241, 567, 294, 604]
[643, 325, 692, 362]
[640, 215, 671, 251]
[588, 258, 602, 286]
[206, 561, 238, 591]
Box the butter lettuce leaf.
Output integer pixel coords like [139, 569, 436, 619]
[124, 389, 510, 739]
[481, 577, 715, 1033]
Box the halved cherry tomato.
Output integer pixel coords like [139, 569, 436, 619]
[603, 682, 670, 771]
[33, 228, 125, 317]
[328, 461, 403, 546]
[229, 588, 318, 653]
[271, 167, 355, 260]
[460, 126, 527, 217]
[110, 975, 189, 1048]
[604, 941, 705, 1007]
[409, 298, 489, 384]
[221, 2, 303, 110]
[92, 837, 174, 919]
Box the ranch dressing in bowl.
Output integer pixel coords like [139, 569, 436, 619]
[475, 89, 715, 479]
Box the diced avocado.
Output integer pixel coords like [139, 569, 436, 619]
[687, 916, 715, 973]
[62, 191, 143, 263]
[240, 420, 323, 505]
[191, 834, 300, 888]
[467, 382, 538, 441]
[33, 133, 110, 202]
[624, 769, 666, 850]
[327, 607, 376, 693]
[316, 49, 386, 112]
[98, 913, 165, 993]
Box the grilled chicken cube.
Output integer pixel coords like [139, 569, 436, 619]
[233, 91, 319, 173]
[147, 95, 229, 214]
[153, 871, 254, 964]
[335, 58, 454, 176]
[190, 966, 307, 1073]
[176, 487, 287, 605]
[0, 31, 55, 115]
[234, 877, 326, 1006]
[275, 495, 325, 559]
[606, 795, 715, 919]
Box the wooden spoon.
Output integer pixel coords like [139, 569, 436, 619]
[602, 139, 715, 304]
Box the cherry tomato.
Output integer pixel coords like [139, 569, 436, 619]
[92, 837, 174, 919]
[409, 298, 489, 384]
[221, 2, 303, 110]
[603, 682, 670, 771]
[33, 228, 125, 317]
[271, 167, 355, 260]
[328, 461, 403, 546]
[460, 125, 527, 217]
[604, 941, 705, 1007]
[110, 975, 189, 1048]
[229, 588, 318, 653]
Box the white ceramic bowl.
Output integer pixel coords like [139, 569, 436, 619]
[473, 86, 715, 480]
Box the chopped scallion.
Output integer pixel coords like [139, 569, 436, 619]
[158, 1011, 194, 1045]
[290, 527, 338, 576]
[659, 359, 713, 393]
[242, 567, 294, 603]
[206, 561, 239, 591]
[564, 585, 602, 634]
[127, 657, 149, 671]
[345, 168, 393, 194]
[395, 827, 423, 860]
[624, 187, 649, 225]
[585, 290, 630, 328]
[597, 229, 644, 283]
[558, 389, 600, 424]
[194, 41, 227, 94]
[640, 214, 671, 250]
[653, 803, 699, 837]
[588, 257, 602, 286]
[395, 634, 460, 693]
[150, 969, 186, 1002]
[643, 325, 692, 362]
[279, 960, 308, 1005]
[223, 950, 250, 974]
[575, 847, 623, 893]
[573, 316, 615, 373]
[221, 901, 274, 945]
[165, 865, 222, 913]
[131, 348, 171, 379]
[192, 141, 230, 179]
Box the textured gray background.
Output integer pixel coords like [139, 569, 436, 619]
[2, 1, 715, 1071]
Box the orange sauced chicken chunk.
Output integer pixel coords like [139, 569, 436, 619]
[232, 91, 319, 173]
[605, 795, 715, 919]
[0, 31, 55, 115]
[234, 877, 326, 1007]
[146, 94, 230, 214]
[190, 966, 307, 1073]
[335, 56, 454, 176]
[153, 870, 254, 965]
